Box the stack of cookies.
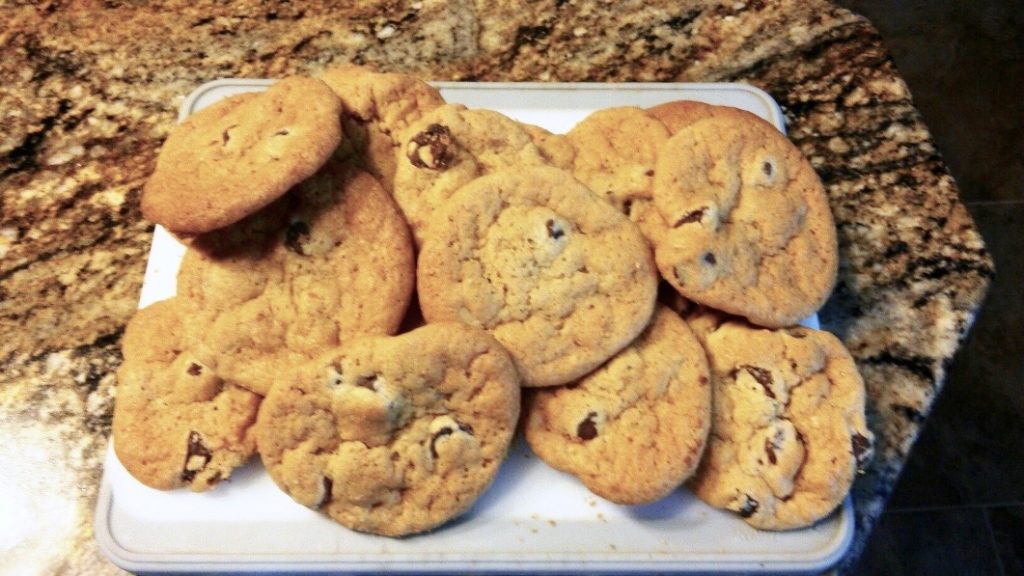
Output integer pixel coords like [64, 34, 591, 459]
[115, 65, 874, 536]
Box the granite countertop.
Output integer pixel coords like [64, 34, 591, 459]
[0, 1, 994, 573]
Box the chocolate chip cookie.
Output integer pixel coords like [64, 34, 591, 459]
[176, 160, 415, 396]
[256, 322, 521, 537]
[417, 165, 658, 387]
[684, 308, 874, 530]
[113, 298, 262, 491]
[652, 105, 838, 328]
[523, 305, 712, 504]
[142, 76, 343, 235]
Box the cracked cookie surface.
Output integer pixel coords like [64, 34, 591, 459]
[393, 104, 552, 245]
[652, 106, 838, 328]
[142, 76, 343, 235]
[519, 121, 576, 170]
[647, 99, 729, 134]
[176, 160, 415, 396]
[417, 166, 658, 388]
[255, 323, 521, 537]
[114, 298, 262, 492]
[523, 305, 712, 504]
[318, 65, 445, 194]
[566, 106, 671, 247]
[685, 308, 875, 530]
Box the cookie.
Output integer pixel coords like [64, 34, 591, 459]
[256, 322, 521, 537]
[176, 160, 415, 396]
[684, 309, 874, 530]
[652, 106, 838, 328]
[523, 305, 712, 505]
[113, 298, 262, 491]
[566, 106, 671, 246]
[318, 65, 446, 194]
[142, 76, 343, 235]
[417, 166, 658, 388]
[393, 104, 552, 245]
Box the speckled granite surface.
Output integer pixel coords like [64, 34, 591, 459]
[0, 1, 993, 573]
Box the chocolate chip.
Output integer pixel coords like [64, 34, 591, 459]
[764, 437, 778, 465]
[326, 365, 344, 388]
[852, 432, 873, 469]
[762, 161, 773, 177]
[673, 208, 706, 227]
[430, 426, 453, 459]
[355, 374, 379, 390]
[187, 362, 203, 376]
[221, 124, 238, 146]
[703, 252, 716, 265]
[285, 220, 310, 255]
[429, 421, 474, 459]
[737, 494, 759, 518]
[577, 412, 598, 441]
[317, 476, 333, 509]
[181, 431, 212, 483]
[622, 199, 634, 216]
[644, 169, 655, 177]
[740, 365, 775, 399]
[546, 219, 565, 240]
[406, 123, 454, 170]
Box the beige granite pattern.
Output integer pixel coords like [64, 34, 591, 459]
[0, 1, 993, 574]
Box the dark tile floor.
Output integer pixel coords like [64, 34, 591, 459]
[832, 1, 1024, 574]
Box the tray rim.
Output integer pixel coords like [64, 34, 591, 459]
[95, 461, 854, 574]
[96, 466, 853, 574]
[178, 77, 788, 130]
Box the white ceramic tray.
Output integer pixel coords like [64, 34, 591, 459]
[95, 80, 853, 574]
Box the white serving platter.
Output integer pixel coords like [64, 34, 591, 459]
[95, 80, 852, 575]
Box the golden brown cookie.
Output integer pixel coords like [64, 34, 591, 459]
[523, 305, 712, 505]
[113, 298, 262, 492]
[256, 323, 521, 537]
[652, 106, 838, 328]
[566, 106, 671, 246]
[392, 104, 552, 245]
[684, 308, 874, 530]
[417, 166, 658, 388]
[317, 65, 446, 194]
[142, 76, 343, 235]
[176, 160, 415, 396]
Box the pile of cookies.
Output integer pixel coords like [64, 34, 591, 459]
[114, 65, 874, 537]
